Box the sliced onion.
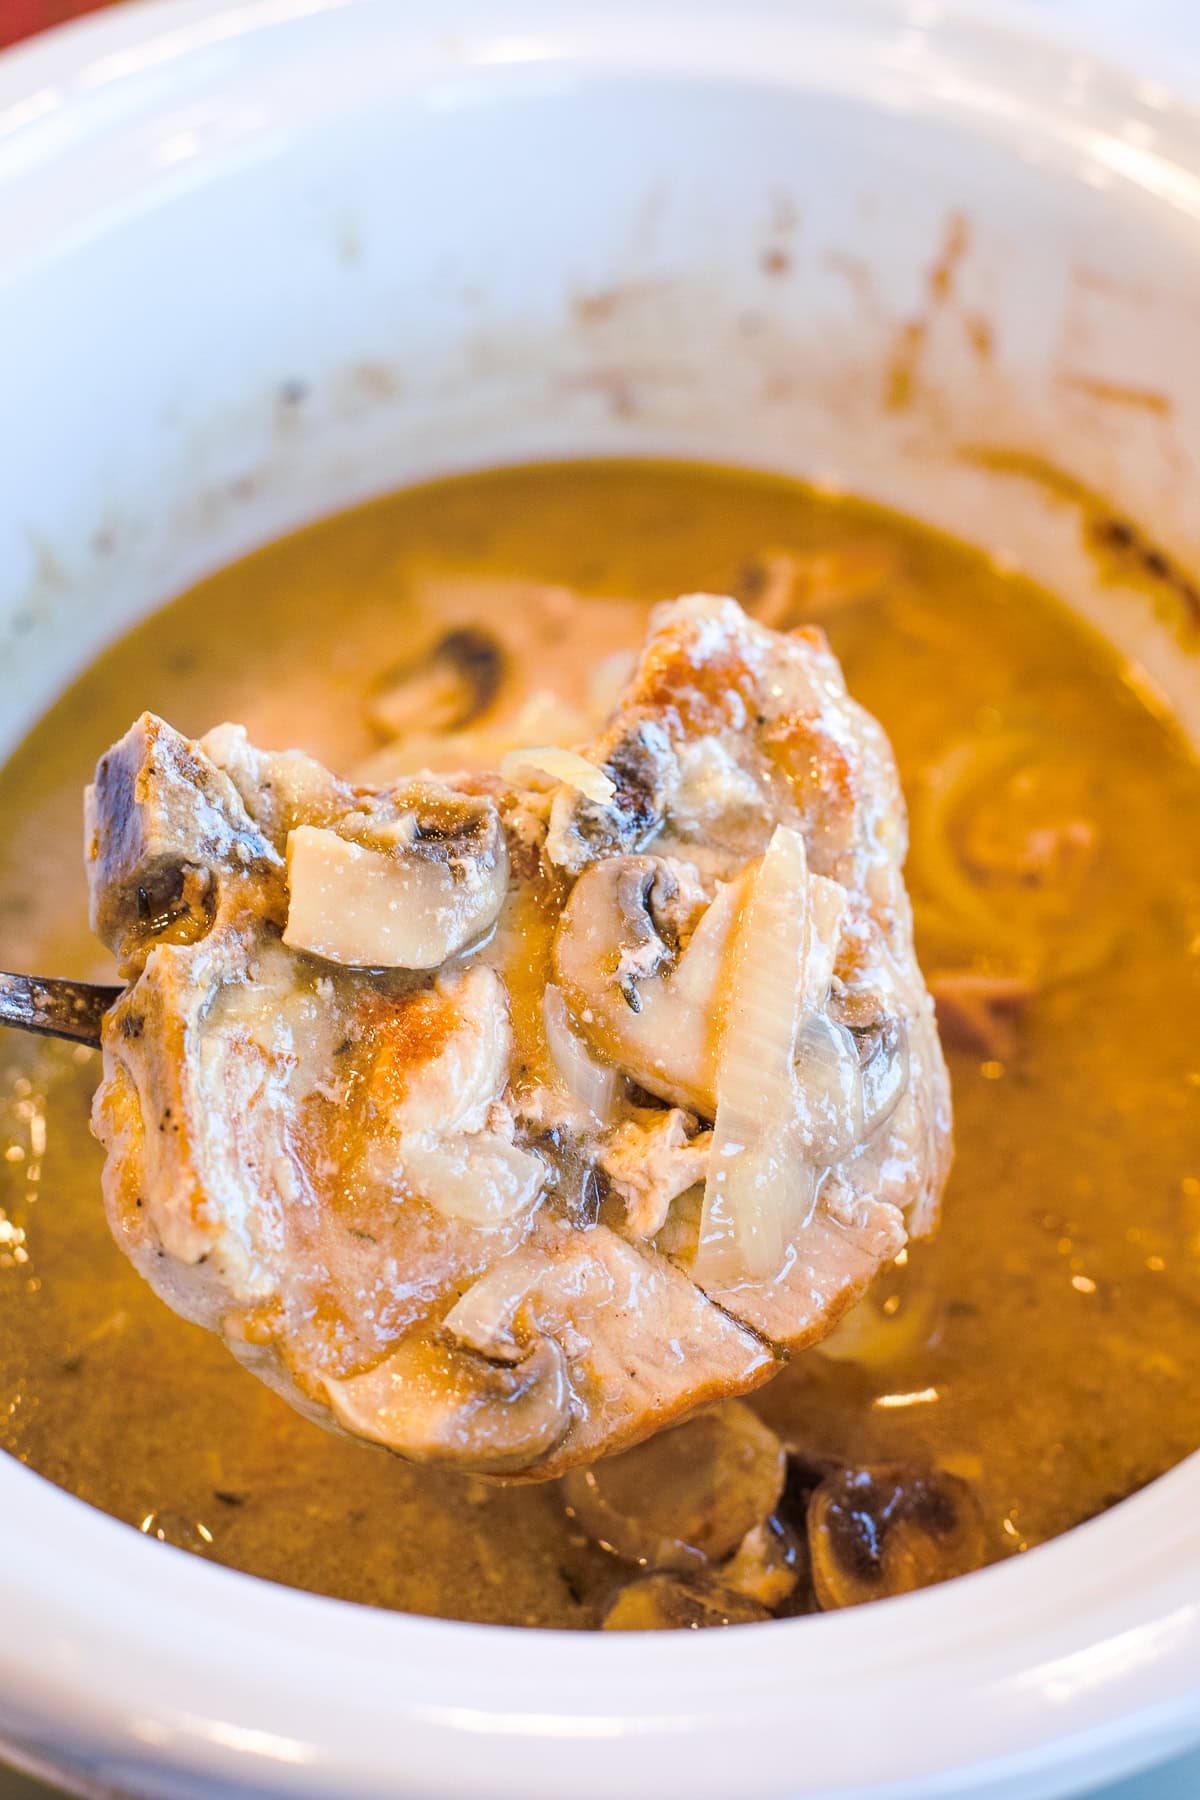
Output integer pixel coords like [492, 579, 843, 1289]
[720, 1518, 804, 1609]
[442, 1250, 545, 1357]
[803, 875, 849, 1009]
[498, 745, 616, 804]
[398, 1135, 544, 1227]
[442, 1240, 616, 1358]
[693, 826, 819, 1287]
[543, 984, 618, 1123]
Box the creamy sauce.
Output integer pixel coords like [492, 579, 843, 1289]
[1, 459, 1198, 1624]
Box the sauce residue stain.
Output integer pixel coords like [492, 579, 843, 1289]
[1072, 265, 1157, 306]
[560, 366, 639, 418]
[1058, 374, 1173, 416]
[826, 252, 882, 320]
[965, 314, 994, 361]
[960, 445, 1200, 633]
[759, 193, 799, 282]
[885, 320, 927, 412]
[571, 281, 669, 327]
[344, 361, 403, 403]
[928, 213, 970, 304]
[959, 445, 1102, 509]
[1089, 517, 1200, 627]
[884, 211, 972, 413]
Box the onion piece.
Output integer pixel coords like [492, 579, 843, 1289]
[398, 1136, 544, 1228]
[498, 745, 616, 804]
[442, 1244, 616, 1359]
[442, 1251, 545, 1358]
[720, 1517, 805, 1609]
[543, 983, 618, 1123]
[693, 826, 818, 1288]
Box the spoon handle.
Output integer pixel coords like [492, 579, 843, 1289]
[0, 972, 123, 1049]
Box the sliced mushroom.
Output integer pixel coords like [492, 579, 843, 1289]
[807, 1465, 987, 1609]
[542, 983, 620, 1125]
[793, 1014, 864, 1165]
[854, 1016, 910, 1136]
[720, 1516, 807, 1610]
[792, 1012, 909, 1162]
[602, 1572, 772, 1630]
[562, 1401, 786, 1571]
[283, 787, 508, 969]
[396, 1136, 545, 1228]
[86, 712, 281, 977]
[545, 718, 677, 873]
[200, 723, 354, 848]
[324, 1331, 571, 1475]
[554, 855, 749, 1113]
[555, 842, 904, 1171]
[366, 627, 504, 739]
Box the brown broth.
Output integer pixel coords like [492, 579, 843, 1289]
[1, 459, 1198, 1625]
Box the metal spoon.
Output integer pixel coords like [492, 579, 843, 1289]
[0, 973, 122, 1049]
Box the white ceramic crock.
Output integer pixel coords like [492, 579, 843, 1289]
[1, 3, 1198, 1796]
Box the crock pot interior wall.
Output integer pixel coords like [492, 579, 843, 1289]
[3, 39, 1199, 759]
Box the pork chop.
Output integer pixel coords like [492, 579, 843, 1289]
[87, 594, 951, 1478]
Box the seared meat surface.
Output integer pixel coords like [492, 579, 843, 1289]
[87, 595, 951, 1478]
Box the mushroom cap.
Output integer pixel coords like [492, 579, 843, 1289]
[283, 787, 508, 970]
[807, 1465, 987, 1609]
[326, 1333, 572, 1476]
[554, 855, 747, 1114]
[563, 1401, 786, 1570]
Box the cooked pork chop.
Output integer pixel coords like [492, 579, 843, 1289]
[87, 595, 951, 1478]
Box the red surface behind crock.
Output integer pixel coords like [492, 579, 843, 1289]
[1, 0, 115, 52]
